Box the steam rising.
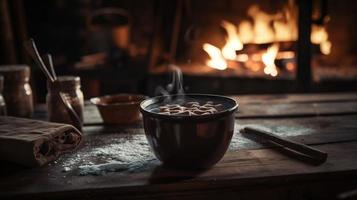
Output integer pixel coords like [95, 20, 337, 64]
[155, 64, 185, 97]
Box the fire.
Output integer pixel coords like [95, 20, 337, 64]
[203, 0, 331, 77]
[202, 43, 227, 70]
[238, 20, 254, 43]
[247, 5, 275, 44]
[262, 44, 279, 77]
[273, 0, 298, 42]
[221, 21, 243, 60]
[311, 25, 331, 55]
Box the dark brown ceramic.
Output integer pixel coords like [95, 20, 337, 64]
[91, 94, 147, 124]
[140, 94, 238, 169]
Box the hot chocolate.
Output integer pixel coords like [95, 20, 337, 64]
[153, 101, 224, 116]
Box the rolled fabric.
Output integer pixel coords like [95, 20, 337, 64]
[0, 116, 82, 167]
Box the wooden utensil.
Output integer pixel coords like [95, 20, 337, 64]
[59, 92, 82, 129]
[45, 53, 57, 80]
[24, 39, 54, 82]
[241, 127, 328, 164]
[24, 39, 82, 131]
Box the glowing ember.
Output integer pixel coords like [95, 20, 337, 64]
[203, 43, 227, 70]
[262, 44, 279, 77]
[277, 51, 295, 59]
[311, 25, 331, 55]
[221, 21, 243, 60]
[320, 41, 332, 55]
[236, 54, 249, 62]
[286, 62, 295, 71]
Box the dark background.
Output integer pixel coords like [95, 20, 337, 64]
[0, 0, 357, 102]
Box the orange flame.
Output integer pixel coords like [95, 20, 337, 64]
[203, 43, 227, 70]
[221, 21, 243, 60]
[262, 44, 279, 77]
[311, 25, 331, 55]
[238, 20, 254, 43]
[247, 5, 275, 44]
[203, 0, 331, 75]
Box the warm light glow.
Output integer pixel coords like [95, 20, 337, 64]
[236, 54, 249, 62]
[311, 26, 328, 43]
[286, 62, 295, 71]
[238, 3, 330, 53]
[311, 25, 331, 55]
[273, 21, 297, 42]
[277, 51, 295, 59]
[262, 44, 279, 77]
[203, 43, 227, 70]
[248, 5, 275, 44]
[320, 41, 332, 55]
[250, 63, 261, 72]
[251, 54, 261, 62]
[221, 21, 243, 60]
[274, 0, 298, 42]
[238, 20, 254, 43]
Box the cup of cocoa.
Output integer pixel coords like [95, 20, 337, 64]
[140, 94, 238, 169]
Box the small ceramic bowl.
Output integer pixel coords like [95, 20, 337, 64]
[90, 94, 147, 124]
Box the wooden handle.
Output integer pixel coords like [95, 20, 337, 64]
[242, 127, 328, 162]
[24, 39, 54, 82]
[59, 92, 82, 131]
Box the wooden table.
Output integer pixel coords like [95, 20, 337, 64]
[1, 93, 357, 200]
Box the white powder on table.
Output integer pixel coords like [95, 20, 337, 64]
[59, 132, 157, 176]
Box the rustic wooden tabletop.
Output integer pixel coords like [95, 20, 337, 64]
[1, 92, 357, 200]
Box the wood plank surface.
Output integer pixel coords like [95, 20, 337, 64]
[1, 93, 357, 200]
[235, 92, 357, 104]
[82, 93, 357, 125]
[236, 101, 357, 118]
[84, 101, 357, 123]
[83, 101, 357, 124]
[1, 114, 357, 197]
[1, 141, 357, 199]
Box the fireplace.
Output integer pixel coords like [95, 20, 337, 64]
[147, 0, 357, 95]
[1, 0, 357, 98]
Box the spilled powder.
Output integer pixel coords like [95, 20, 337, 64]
[59, 132, 158, 176]
[229, 124, 254, 151]
[229, 122, 313, 151]
[59, 123, 312, 176]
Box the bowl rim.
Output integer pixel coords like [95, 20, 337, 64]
[140, 93, 238, 121]
[90, 94, 147, 106]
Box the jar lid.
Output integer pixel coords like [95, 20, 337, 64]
[0, 65, 30, 82]
[0, 75, 3, 91]
[56, 76, 80, 83]
[48, 76, 81, 91]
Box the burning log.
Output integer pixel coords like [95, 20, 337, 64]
[235, 41, 322, 55]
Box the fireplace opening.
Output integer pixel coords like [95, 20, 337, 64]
[148, 0, 357, 95]
[1, 0, 357, 99]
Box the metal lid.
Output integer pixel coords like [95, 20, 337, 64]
[0, 65, 30, 82]
[0, 75, 3, 91]
[48, 76, 81, 92]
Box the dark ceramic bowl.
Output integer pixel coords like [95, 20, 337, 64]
[140, 94, 238, 169]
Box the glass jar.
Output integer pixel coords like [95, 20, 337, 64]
[46, 76, 84, 130]
[0, 76, 7, 115]
[0, 65, 33, 117]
